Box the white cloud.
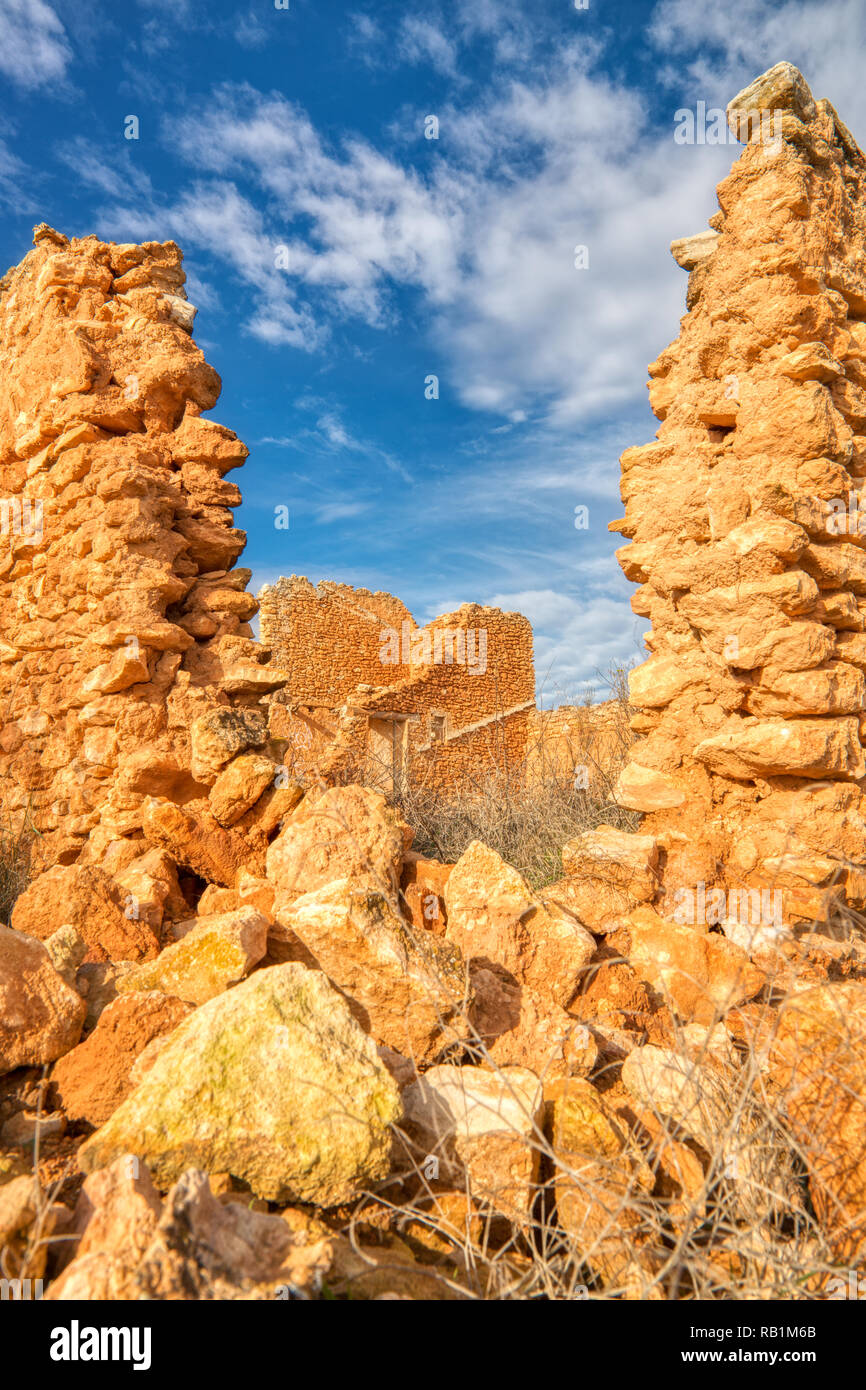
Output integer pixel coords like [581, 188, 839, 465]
[57, 137, 152, 199]
[0, 0, 72, 90]
[486, 589, 645, 699]
[234, 8, 269, 50]
[259, 398, 414, 484]
[650, 0, 866, 129]
[136, 58, 721, 427]
[397, 16, 459, 78]
[97, 177, 324, 350]
[316, 499, 371, 524]
[0, 139, 32, 210]
[419, 584, 644, 698]
[41, 7, 866, 441]
[346, 12, 385, 65]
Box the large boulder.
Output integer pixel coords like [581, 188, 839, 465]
[272, 878, 467, 1062]
[116, 907, 268, 1005]
[78, 963, 402, 1205]
[10, 864, 158, 963]
[0, 924, 86, 1074]
[266, 784, 410, 904]
[443, 841, 595, 1008]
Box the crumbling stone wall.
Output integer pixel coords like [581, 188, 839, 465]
[259, 576, 415, 705]
[526, 702, 629, 794]
[0, 225, 287, 876]
[613, 63, 866, 922]
[261, 582, 535, 791]
[360, 604, 535, 790]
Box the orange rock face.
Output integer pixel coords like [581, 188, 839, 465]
[0, 225, 288, 896]
[51, 990, 192, 1126]
[613, 63, 866, 924]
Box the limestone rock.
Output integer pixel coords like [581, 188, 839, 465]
[611, 907, 766, 1024]
[0, 924, 86, 1073]
[613, 762, 685, 812]
[112, 848, 185, 931]
[726, 61, 817, 138]
[1, 1109, 66, 1147]
[552, 825, 660, 931]
[266, 783, 410, 902]
[561, 825, 659, 896]
[469, 964, 599, 1080]
[208, 752, 276, 826]
[141, 798, 258, 887]
[694, 716, 865, 781]
[190, 708, 269, 783]
[44, 924, 87, 986]
[769, 982, 866, 1259]
[443, 840, 595, 1007]
[272, 878, 467, 1062]
[11, 864, 158, 963]
[78, 963, 402, 1205]
[51, 991, 192, 1126]
[76, 959, 139, 1031]
[116, 907, 268, 1005]
[400, 851, 452, 934]
[48, 1159, 334, 1300]
[402, 1064, 543, 1220]
[670, 230, 720, 271]
[550, 1078, 658, 1290]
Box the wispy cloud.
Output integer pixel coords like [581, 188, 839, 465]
[57, 136, 152, 200]
[233, 8, 269, 50]
[0, 0, 73, 90]
[316, 499, 371, 524]
[0, 139, 34, 211]
[397, 16, 459, 78]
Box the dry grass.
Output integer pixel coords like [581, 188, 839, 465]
[324, 966, 855, 1302]
[385, 665, 639, 889]
[0, 802, 39, 925]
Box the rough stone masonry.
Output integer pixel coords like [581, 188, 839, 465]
[0, 224, 290, 879]
[613, 62, 866, 927]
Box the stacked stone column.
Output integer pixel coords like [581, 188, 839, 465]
[614, 64, 866, 921]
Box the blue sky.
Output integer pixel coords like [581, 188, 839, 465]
[2, 0, 864, 701]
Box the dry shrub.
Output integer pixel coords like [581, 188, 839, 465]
[331, 979, 848, 1301]
[0, 802, 39, 925]
[383, 666, 639, 889]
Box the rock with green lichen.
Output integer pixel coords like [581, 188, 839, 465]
[78, 962, 402, 1205]
[116, 907, 268, 1005]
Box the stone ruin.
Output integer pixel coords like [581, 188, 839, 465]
[613, 61, 866, 929]
[1, 63, 865, 1298]
[0, 222, 294, 892]
[258, 575, 535, 792]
